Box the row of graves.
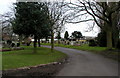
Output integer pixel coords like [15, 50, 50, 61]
[56, 39, 88, 46]
[56, 36, 95, 46]
[2, 33, 20, 48]
[1, 33, 32, 52]
[40, 38, 89, 46]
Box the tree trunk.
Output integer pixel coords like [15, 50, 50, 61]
[106, 30, 113, 50]
[38, 38, 41, 47]
[51, 31, 54, 52]
[19, 35, 22, 44]
[58, 39, 60, 44]
[113, 26, 119, 48]
[45, 37, 48, 43]
[33, 35, 37, 53]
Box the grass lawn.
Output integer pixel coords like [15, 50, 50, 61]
[41, 43, 119, 61]
[41, 43, 107, 52]
[2, 46, 67, 70]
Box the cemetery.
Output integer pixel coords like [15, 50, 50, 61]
[1, 33, 21, 51]
[1, 0, 120, 77]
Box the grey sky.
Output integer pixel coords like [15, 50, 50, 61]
[0, 0, 100, 37]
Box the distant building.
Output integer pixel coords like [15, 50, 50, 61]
[83, 36, 95, 40]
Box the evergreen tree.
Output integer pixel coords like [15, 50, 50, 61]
[12, 2, 51, 53]
[71, 31, 82, 39]
[64, 31, 69, 40]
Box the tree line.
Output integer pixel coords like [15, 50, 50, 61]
[11, 1, 65, 53]
[1, 0, 120, 52]
[65, 0, 120, 50]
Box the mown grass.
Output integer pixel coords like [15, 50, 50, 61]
[2, 46, 67, 70]
[0, 52, 2, 70]
[41, 43, 106, 52]
[41, 43, 119, 61]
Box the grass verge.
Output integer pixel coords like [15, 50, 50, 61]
[41, 43, 119, 61]
[2, 46, 67, 70]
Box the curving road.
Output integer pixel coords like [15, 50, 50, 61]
[42, 45, 118, 76]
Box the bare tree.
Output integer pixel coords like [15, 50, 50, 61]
[65, 0, 120, 49]
[47, 1, 66, 52]
[0, 12, 14, 40]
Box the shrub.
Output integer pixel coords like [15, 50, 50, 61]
[26, 41, 31, 46]
[17, 43, 20, 47]
[1, 49, 11, 52]
[11, 43, 15, 47]
[97, 31, 107, 47]
[117, 39, 120, 49]
[89, 39, 97, 46]
[27, 43, 30, 46]
[7, 40, 12, 45]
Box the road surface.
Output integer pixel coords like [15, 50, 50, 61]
[42, 45, 118, 76]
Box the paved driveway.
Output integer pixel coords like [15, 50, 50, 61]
[42, 45, 118, 76]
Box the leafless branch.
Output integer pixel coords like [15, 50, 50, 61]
[66, 19, 94, 24]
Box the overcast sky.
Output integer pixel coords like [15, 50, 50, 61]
[0, 0, 100, 37]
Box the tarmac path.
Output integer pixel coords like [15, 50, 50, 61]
[42, 45, 118, 76]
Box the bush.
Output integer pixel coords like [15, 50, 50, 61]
[117, 39, 120, 49]
[97, 31, 107, 47]
[26, 41, 31, 46]
[97, 30, 118, 48]
[1, 49, 11, 52]
[11, 43, 15, 47]
[27, 43, 30, 46]
[17, 43, 20, 47]
[89, 39, 97, 46]
[7, 40, 12, 45]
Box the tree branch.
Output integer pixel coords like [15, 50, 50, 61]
[65, 19, 94, 23]
[87, 2, 109, 23]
